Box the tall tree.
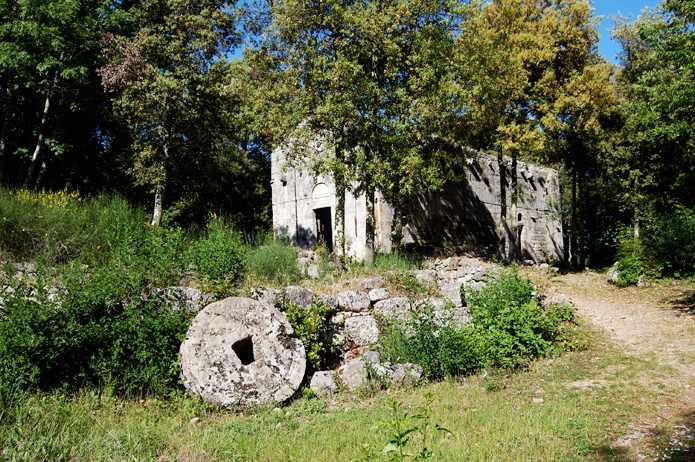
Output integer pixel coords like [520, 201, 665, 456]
[0, 0, 107, 187]
[100, 0, 240, 225]
[614, 0, 695, 226]
[250, 0, 458, 262]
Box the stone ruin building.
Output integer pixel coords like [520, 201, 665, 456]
[271, 137, 564, 264]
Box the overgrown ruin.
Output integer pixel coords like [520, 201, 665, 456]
[271, 141, 564, 263]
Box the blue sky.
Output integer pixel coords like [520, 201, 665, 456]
[594, 0, 662, 64]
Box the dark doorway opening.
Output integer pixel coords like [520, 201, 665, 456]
[314, 207, 333, 253]
[232, 336, 255, 365]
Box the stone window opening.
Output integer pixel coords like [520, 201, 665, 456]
[232, 336, 255, 365]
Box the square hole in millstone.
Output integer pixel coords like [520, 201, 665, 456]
[232, 336, 255, 365]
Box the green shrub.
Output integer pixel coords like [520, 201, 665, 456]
[468, 270, 574, 368]
[246, 240, 300, 284]
[381, 270, 576, 379]
[643, 206, 695, 277]
[277, 299, 336, 372]
[0, 189, 147, 267]
[0, 275, 193, 398]
[465, 269, 535, 315]
[614, 227, 646, 287]
[189, 217, 246, 284]
[380, 302, 483, 380]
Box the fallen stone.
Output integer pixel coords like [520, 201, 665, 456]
[637, 275, 649, 288]
[336, 290, 370, 312]
[373, 297, 411, 322]
[150, 286, 214, 312]
[306, 264, 320, 279]
[368, 287, 389, 303]
[359, 276, 384, 290]
[543, 292, 574, 307]
[338, 358, 369, 391]
[387, 363, 423, 386]
[250, 287, 281, 307]
[414, 269, 437, 285]
[361, 350, 381, 366]
[316, 293, 338, 309]
[344, 315, 380, 346]
[310, 371, 338, 397]
[282, 286, 314, 308]
[438, 280, 464, 307]
[180, 297, 306, 408]
[607, 263, 620, 285]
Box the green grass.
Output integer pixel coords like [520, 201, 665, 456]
[0, 329, 675, 461]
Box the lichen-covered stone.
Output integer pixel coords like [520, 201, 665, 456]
[310, 371, 338, 397]
[344, 315, 379, 346]
[335, 290, 370, 312]
[368, 287, 389, 303]
[150, 286, 214, 312]
[358, 276, 384, 290]
[282, 286, 314, 308]
[180, 297, 306, 408]
[373, 297, 411, 321]
[250, 287, 281, 307]
[338, 358, 368, 391]
[387, 363, 423, 386]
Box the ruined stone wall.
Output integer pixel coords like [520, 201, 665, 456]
[272, 143, 563, 263]
[271, 145, 392, 261]
[402, 152, 564, 263]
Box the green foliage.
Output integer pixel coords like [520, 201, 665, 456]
[615, 207, 695, 285]
[358, 393, 451, 462]
[381, 270, 576, 378]
[0, 275, 193, 399]
[189, 217, 246, 286]
[380, 304, 483, 380]
[246, 240, 300, 285]
[0, 190, 146, 266]
[615, 229, 646, 287]
[468, 270, 574, 369]
[277, 299, 335, 372]
[642, 206, 695, 277]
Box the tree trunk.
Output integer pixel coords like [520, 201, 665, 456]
[150, 143, 169, 227]
[151, 184, 164, 226]
[569, 166, 577, 266]
[633, 206, 640, 240]
[0, 89, 11, 184]
[24, 93, 52, 188]
[364, 185, 375, 266]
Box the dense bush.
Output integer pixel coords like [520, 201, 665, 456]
[380, 270, 576, 379]
[277, 299, 336, 372]
[614, 206, 695, 285]
[380, 304, 484, 379]
[189, 217, 247, 284]
[0, 275, 193, 398]
[642, 206, 695, 277]
[246, 239, 300, 284]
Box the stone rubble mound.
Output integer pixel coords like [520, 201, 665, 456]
[180, 297, 306, 408]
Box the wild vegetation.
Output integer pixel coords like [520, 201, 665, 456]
[1, 0, 694, 460]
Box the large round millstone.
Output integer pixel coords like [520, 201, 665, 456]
[180, 297, 306, 408]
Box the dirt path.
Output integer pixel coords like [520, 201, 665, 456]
[545, 271, 695, 460]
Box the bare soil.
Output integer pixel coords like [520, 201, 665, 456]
[543, 270, 695, 461]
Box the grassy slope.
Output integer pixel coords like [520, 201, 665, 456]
[1, 329, 675, 462]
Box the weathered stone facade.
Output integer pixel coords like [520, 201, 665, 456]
[271, 140, 563, 263]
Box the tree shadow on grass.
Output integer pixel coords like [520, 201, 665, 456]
[593, 409, 695, 461]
